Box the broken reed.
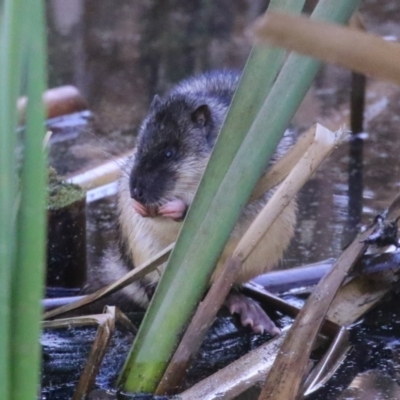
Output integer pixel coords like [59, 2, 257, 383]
[0, 0, 48, 399]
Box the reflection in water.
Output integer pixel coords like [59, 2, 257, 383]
[346, 72, 366, 244]
[347, 135, 364, 243]
[339, 370, 400, 400]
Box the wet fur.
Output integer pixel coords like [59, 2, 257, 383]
[88, 70, 296, 309]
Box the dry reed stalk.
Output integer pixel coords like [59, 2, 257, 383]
[251, 11, 400, 86]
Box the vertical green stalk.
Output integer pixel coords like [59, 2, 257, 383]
[120, 0, 361, 394]
[119, 0, 307, 393]
[0, 0, 23, 397]
[10, 0, 48, 398]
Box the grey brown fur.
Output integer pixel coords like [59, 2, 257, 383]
[87, 70, 297, 317]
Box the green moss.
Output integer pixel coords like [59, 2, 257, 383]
[47, 167, 85, 210]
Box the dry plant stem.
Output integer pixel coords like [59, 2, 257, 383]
[251, 11, 400, 86]
[178, 318, 343, 400]
[156, 257, 243, 395]
[73, 309, 116, 400]
[157, 124, 340, 395]
[73, 307, 136, 400]
[114, 307, 138, 334]
[42, 307, 136, 332]
[44, 125, 336, 320]
[66, 151, 131, 191]
[242, 283, 341, 338]
[43, 307, 136, 400]
[120, 0, 320, 389]
[236, 124, 344, 262]
[45, 309, 116, 400]
[73, 324, 113, 400]
[43, 243, 173, 319]
[302, 327, 350, 396]
[243, 283, 303, 320]
[327, 270, 399, 327]
[180, 332, 286, 400]
[303, 197, 400, 395]
[386, 191, 400, 221]
[348, 11, 366, 32]
[249, 124, 316, 202]
[258, 224, 375, 400]
[179, 206, 399, 399]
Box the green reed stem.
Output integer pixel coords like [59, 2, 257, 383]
[10, 0, 48, 398]
[119, 0, 308, 393]
[0, 0, 24, 397]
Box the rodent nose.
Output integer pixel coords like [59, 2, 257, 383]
[131, 186, 144, 201]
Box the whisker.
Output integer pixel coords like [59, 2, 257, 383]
[79, 128, 135, 174]
[81, 127, 132, 156]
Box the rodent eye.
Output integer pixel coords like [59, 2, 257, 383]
[164, 149, 175, 160]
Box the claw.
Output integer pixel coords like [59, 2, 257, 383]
[224, 292, 280, 336]
[132, 199, 149, 217]
[253, 324, 265, 335]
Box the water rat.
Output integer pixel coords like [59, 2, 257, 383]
[94, 70, 296, 334]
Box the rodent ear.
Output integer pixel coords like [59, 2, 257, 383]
[191, 104, 210, 127]
[150, 94, 161, 110]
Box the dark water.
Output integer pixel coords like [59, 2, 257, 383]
[43, 0, 400, 398]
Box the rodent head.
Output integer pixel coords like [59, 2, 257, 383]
[129, 93, 223, 218]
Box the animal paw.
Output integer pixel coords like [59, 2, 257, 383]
[132, 200, 159, 218]
[224, 292, 281, 336]
[132, 199, 149, 217]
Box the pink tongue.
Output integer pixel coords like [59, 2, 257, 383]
[158, 199, 187, 220]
